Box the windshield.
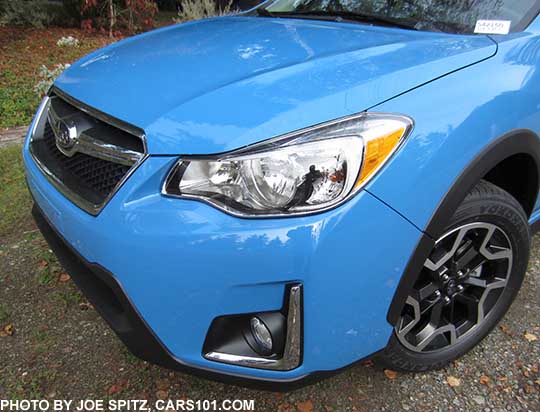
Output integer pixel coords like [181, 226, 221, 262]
[262, 0, 540, 34]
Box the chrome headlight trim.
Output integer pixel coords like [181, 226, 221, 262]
[162, 112, 414, 218]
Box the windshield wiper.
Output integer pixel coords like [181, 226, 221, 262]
[256, 8, 277, 18]
[257, 9, 418, 30]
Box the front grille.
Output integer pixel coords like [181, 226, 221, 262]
[30, 91, 146, 214]
[40, 121, 131, 201]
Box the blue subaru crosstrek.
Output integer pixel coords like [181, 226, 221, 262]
[23, 0, 540, 388]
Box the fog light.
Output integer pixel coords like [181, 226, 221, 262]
[250, 317, 273, 355]
[203, 284, 302, 370]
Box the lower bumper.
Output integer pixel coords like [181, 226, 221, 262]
[32, 203, 318, 390]
[32, 203, 172, 367]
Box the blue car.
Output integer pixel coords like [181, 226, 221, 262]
[23, 0, 540, 388]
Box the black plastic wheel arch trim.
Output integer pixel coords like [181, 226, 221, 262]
[530, 218, 540, 234]
[387, 129, 540, 325]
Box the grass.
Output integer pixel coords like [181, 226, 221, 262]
[35, 248, 60, 285]
[0, 27, 113, 129]
[53, 289, 83, 309]
[36, 264, 55, 285]
[31, 327, 58, 356]
[0, 70, 39, 129]
[0, 144, 32, 242]
[0, 14, 176, 130]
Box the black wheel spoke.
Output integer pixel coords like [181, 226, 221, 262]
[464, 276, 488, 288]
[417, 282, 439, 301]
[455, 244, 478, 271]
[428, 300, 444, 325]
[455, 293, 481, 324]
[448, 299, 457, 324]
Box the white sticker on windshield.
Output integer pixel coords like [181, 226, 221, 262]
[474, 20, 511, 35]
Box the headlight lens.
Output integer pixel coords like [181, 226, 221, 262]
[163, 113, 413, 217]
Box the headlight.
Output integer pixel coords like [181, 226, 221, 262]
[162, 113, 413, 217]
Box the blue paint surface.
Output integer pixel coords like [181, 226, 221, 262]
[55, 16, 495, 154]
[24, 13, 540, 380]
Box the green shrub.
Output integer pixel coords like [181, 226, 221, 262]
[175, 0, 234, 22]
[156, 0, 178, 11]
[34, 64, 72, 98]
[55, 0, 83, 27]
[0, 0, 54, 27]
[0, 0, 81, 28]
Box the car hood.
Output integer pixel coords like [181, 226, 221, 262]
[55, 16, 496, 154]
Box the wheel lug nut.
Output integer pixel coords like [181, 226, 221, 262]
[457, 285, 464, 293]
[441, 274, 449, 282]
[434, 290, 441, 297]
[443, 296, 451, 305]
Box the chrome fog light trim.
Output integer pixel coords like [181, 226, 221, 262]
[205, 284, 302, 371]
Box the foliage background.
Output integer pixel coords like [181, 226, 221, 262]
[0, 0, 242, 129]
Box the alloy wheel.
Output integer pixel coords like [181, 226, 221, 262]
[395, 222, 513, 353]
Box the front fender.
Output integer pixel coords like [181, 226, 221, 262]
[385, 130, 540, 324]
[364, 32, 540, 325]
[365, 31, 540, 234]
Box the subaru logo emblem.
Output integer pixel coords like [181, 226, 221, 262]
[54, 119, 78, 154]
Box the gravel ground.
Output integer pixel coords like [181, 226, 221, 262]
[0, 224, 538, 412]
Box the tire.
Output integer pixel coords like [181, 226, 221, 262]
[378, 180, 530, 372]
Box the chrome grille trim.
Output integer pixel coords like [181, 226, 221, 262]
[47, 105, 143, 166]
[29, 89, 148, 216]
[52, 87, 147, 146]
[75, 135, 144, 166]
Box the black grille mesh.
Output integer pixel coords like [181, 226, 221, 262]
[42, 122, 130, 199]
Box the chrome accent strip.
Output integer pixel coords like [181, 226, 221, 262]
[205, 284, 302, 371]
[51, 86, 147, 147]
[76, 134, 143, 166]
[29, 96, 51, 142]
[29, 90, 148, 216]
[47, 96, 143, 166]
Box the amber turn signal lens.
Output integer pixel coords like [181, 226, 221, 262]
[355, 127, 406, 188]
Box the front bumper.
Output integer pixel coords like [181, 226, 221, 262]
[31, 203, 304, 389]
[24, 128, 422, 385]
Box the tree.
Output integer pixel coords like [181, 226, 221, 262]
[108, 0, 114, 38]
[82, 0, 157, 36]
